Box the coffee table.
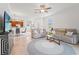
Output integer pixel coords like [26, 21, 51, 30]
[47, 35, 61, 45]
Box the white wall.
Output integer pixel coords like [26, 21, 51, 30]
[0, 4, 12, 17]
[31, 5, 79, 32]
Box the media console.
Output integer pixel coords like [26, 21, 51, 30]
[0, 32, 13, 55]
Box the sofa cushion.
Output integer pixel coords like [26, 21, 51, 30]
[54, 28, 66, 35]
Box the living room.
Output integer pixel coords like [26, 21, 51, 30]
[0, 3, 79, 55]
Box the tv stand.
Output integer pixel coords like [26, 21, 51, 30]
[0, 32, 13, 55]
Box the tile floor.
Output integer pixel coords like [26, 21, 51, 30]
[11, 31, 32, 55]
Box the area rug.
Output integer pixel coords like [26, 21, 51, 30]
[27, 38, 76, 55]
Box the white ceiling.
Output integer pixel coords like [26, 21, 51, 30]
[0, 3, 79, 18]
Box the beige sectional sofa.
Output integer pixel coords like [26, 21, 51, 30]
[52, 28, 79, 44]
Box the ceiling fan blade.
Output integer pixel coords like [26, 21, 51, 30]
[40, 5, 45, 8]
[46, 7, 52, 9]
[45, 10, 48, 13]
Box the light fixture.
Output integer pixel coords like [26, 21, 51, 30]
[40, 9, 45, 13]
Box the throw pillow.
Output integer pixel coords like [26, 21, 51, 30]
[66, 32, 73, 36]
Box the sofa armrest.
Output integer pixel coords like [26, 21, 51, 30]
[66, 34, 79, 44]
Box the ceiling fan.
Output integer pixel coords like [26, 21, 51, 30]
[34, 4, 52, 13]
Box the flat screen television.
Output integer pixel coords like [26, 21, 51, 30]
[0, 11, 11, 35]
[4, 11, 11, 32]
